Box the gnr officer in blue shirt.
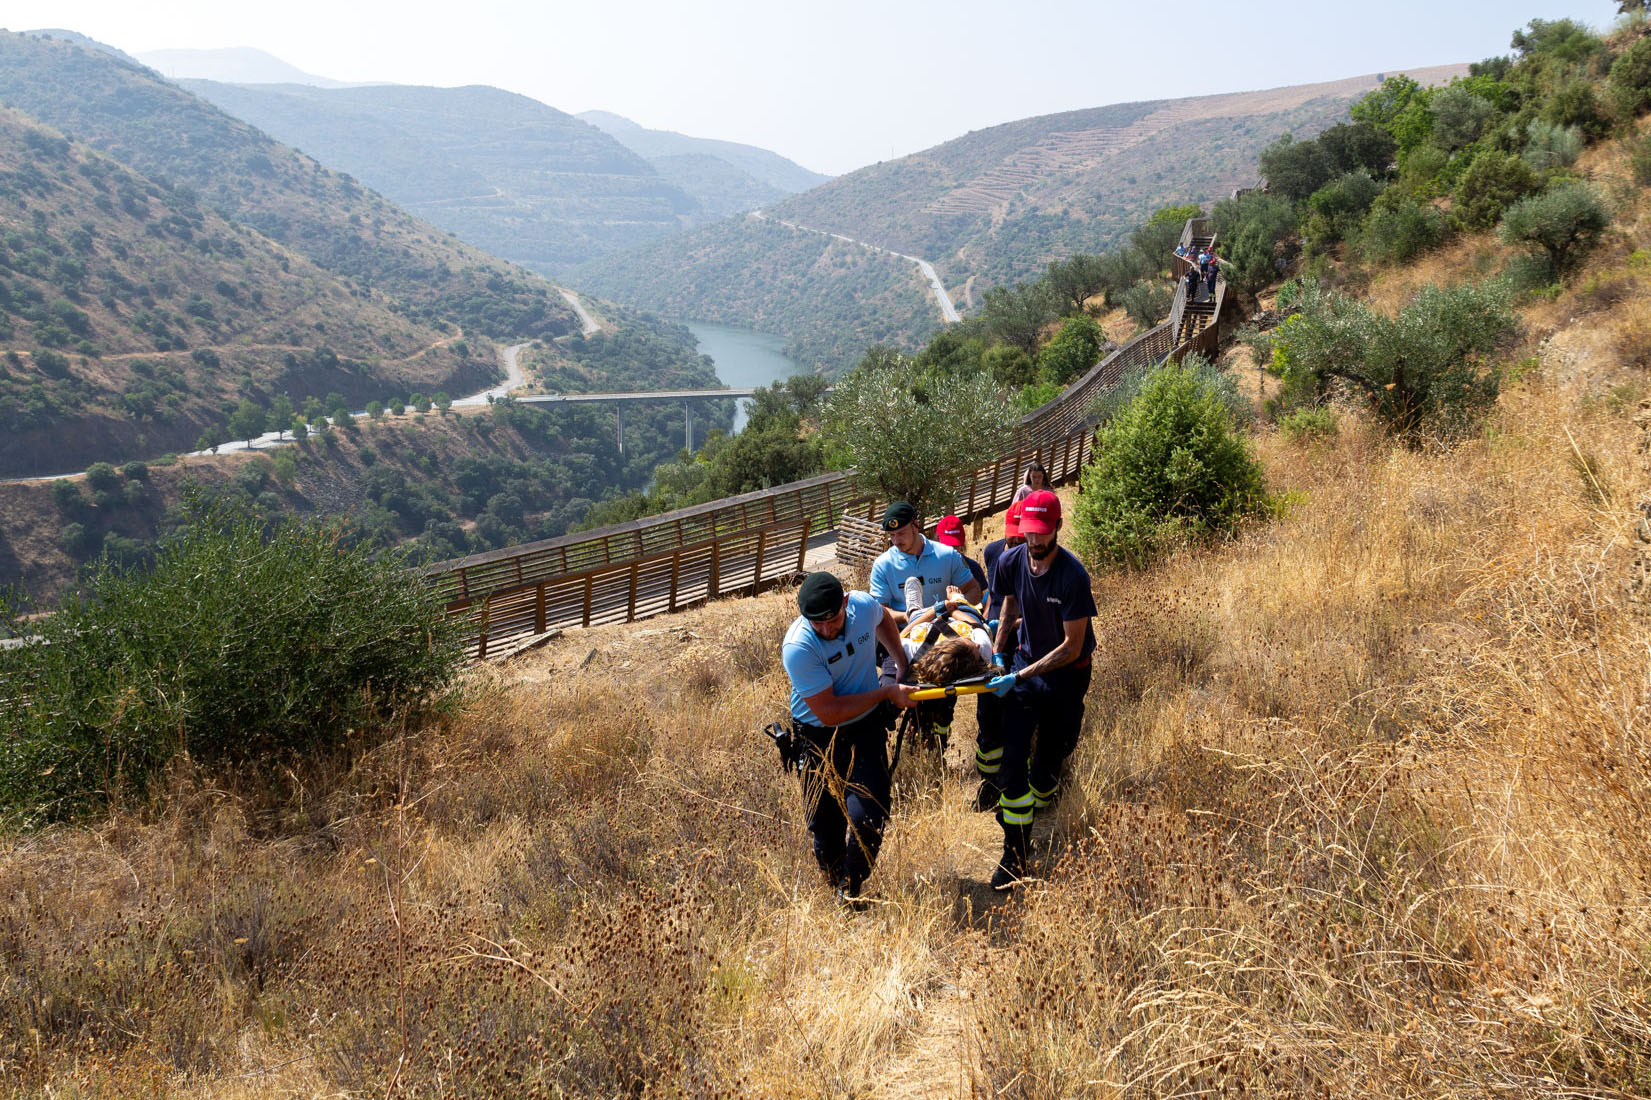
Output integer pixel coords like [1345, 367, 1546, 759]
[984, 489, 1096, 890]
[781, 571, 916, 907]
[869, 500, 984, 754]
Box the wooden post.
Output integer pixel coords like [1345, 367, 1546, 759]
[754, 528, 768, 590]
[709, 539, 721, 600]
[582, 573, 593, 628]
[626, 562, 640, 621]
[534, 583, 546, 635]
[668, 548, 682, 613]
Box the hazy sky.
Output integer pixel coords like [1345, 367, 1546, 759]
[3, 0, 1629, 175]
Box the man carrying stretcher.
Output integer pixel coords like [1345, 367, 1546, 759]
[868, 501, 984, 753]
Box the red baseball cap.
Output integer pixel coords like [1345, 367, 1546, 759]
[935, 514, 965, 548]
[1018, 490, 1061, 534]
[1003, 500, 1023, 539]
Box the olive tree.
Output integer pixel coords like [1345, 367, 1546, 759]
[1497, 181, 1610, 277]
[825, 347, 1013, 515]
[1271, 279, 1517, 437]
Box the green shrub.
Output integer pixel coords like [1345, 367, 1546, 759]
[1453, 151, 1541, 231]
[1276, 405, 1340, 442]
[1014, 378, 1063, 413]
[1037, 314, 1102, 386]
[983, 344, 1037, 389]
[1212, 193, 1298, 295]
[1091, 353, 1253, 429]
[1497, 181, 1611, 278]
[0, 503, 462, 823]
[1072, 363, 1267, 570]
[49, 479, 83, 513]
[83, 461, 121, 496]
[1609, 35, 1651, 117]
[1360, 192, 1445, 264]
[1304, 171, 1382, 250]
[1117, 279, 1172, 329]
[1522, 119, 1584, 171]
[1430, 85, 1501, 151]
[1542, 79, 1611, 141]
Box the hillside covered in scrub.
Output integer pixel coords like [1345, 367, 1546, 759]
[0, 31, 580, 341]
[6, 13, 1651, 1098]
[0, 107, 498, 475]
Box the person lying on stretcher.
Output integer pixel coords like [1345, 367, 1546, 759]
[896, 586, 994, 752]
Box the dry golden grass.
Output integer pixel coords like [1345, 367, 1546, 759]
[7, 210, 1651, 1097]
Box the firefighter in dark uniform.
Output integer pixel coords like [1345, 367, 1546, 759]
[973, 500, 1025, 809]
[984, 490, 1096, 890]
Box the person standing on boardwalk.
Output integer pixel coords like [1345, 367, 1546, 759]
[1011, 462, 1048, 505]
[780, 572, 916, 907]
[983, 490, 1096, 889]
[869, 501, 984, 753]
[973, 501, 1025, 810]
[1183, 263, 1203, 304]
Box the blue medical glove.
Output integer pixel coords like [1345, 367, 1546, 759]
[987, 673, 1015, 696]
[987, 619, 999, 634]
[933, 600, 946, 618]
[992, 652, 1007, 669]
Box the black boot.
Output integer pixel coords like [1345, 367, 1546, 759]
[836, 875, 868, 912]
[990, 823, 1029, 891]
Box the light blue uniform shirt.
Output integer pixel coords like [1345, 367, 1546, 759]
[869, 536, 976, 612]
[781, 591, 884, 726]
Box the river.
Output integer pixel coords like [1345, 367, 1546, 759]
[686, 322, 803, 433]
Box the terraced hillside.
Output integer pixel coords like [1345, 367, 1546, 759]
[0, 31, 581, 341]
[779, 65, 1467, 288]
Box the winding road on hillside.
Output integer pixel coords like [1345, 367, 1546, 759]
[557, 287, 601, 337]
[5, 287, 602, 483]
[750, 211, 962, 323]
[4, 341, 531, 482]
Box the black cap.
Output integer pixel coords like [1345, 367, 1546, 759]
[797, 571, 845, 620]
[881, 501, 917, 531]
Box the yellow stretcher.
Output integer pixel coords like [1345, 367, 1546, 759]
[908, 676, 995, 702]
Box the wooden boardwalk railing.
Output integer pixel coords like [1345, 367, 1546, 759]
[426, 219, 1226, 658]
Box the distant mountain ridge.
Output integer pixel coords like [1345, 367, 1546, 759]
[136, 46, 361, 88]
[572, 63, 1469, 369]
[173, 79, 823, 273]
[578, 110, 830, 194]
